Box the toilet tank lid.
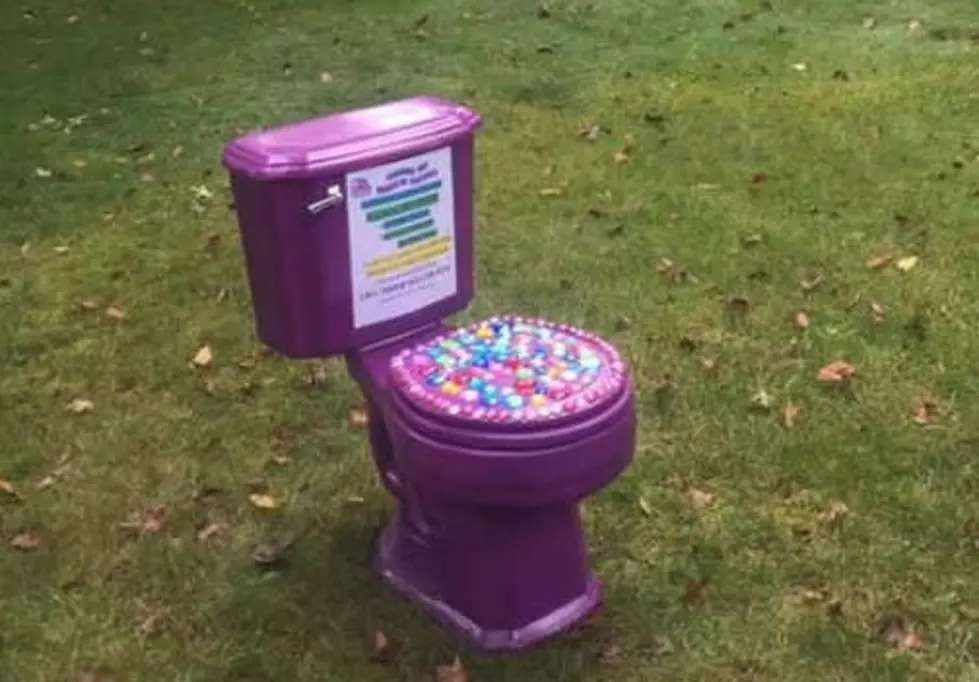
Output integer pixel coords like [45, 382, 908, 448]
[222, 95, 482, 181]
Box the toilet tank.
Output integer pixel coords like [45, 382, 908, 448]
[222, 95, 483, 358]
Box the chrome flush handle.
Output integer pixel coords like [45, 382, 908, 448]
[307, 184, 344, 215]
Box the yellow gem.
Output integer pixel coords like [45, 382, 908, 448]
[530, 394, 547, 407]
[441, 382, 462, 396]
[476, 326, 493, 339]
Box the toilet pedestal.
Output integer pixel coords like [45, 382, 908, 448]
[376, 500, 600, 650]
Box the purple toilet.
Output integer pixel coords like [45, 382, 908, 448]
[222, 96, 637, 650]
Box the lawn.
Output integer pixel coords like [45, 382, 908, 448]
[2, 0, 979, 680]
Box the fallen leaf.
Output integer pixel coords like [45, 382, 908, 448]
[819, 500, 849, 525]
[251, 531, 298, 567]
[138, 609, 166, 636]
[799, 273, 823, 291]
[191, 185, 213, 201]
[700, 357, 718, 373]
[36, 476, 60, 491]
[369, 630, 394, 663]
[35, 167, 53, 178]
[598, 643, 623, 665]
[687, 488, 715, 509]
[895, 255, 919, 272]
[911, 398, 938, 425]
[650, 633, 675, 656]
[196, 521, 227, 541]
[878, 616, 925, 651]
[862, 16, 877, 29]
[73, 159, 87, 168]
[67, 398, 95, 414]
[782, 402, 801, 428]
[10, 531, 43, 551]
[638, 497, 653, 516]
[0, 479, 23, 502]
[435, 657, 468, 682]
[248, 493, 279, 509]
[793, 310, 811, 330]
[346, 495, 365, 504]
[680, 578, 710, 607]
[140, 172, 155, 183]
[318, 71, 334, 84]
[869, 301, 886, 324]
[579, 123, 604, 141]
[791, 62, 808, 72]
[908, 19, 923, 32]
[348, 406, 369, 428]
[750, 172, 767, 186]
[105, 306, 126, 320]
[612, 149, 630, 165]
[191, 345, 213, 368]
[750, 389, 774, 411]
[817, 360, 855, 383]
[172, 145, 185, 158]
[867, 254, 893, 269]
[539, 187, 565, 197]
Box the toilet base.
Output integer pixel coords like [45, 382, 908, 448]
[375, 518, 603, 651]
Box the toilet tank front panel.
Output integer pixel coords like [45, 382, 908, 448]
[224, 96, 481, 358]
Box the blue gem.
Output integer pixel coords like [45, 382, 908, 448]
[480, 393, 500, 407]
[505, 394, 524, 409]
[468, 377, 486, 390]
[425, 373, 446, 386]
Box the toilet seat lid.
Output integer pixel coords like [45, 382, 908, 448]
[389, 315, 628, 427]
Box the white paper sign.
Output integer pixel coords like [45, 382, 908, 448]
[346, 146, 458, 329]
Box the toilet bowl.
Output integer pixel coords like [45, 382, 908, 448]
[222, 96, 637, 650]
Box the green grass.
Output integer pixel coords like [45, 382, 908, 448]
[3, 0, 979, 680]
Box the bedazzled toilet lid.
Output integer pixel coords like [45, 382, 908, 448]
[389, 315, 628, 425]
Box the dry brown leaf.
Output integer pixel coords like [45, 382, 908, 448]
[879, 616, 925, 651]
[196, 521, 227, 541]
[907, 19, 923, 32]
[783, 402, 801, 428]
[348, 406, 369, 428]
[638, 496, 653, 516]
[579, 123, 604, 141]
[817, 360, 855, 383]
[612, 149, 630, 165]
[819, 500, 849, 525]
[105, 306, 126, 320]
[862, 16, 877, 29]
[0, 479, 22, 502]
[792, 310, 811, 331]
[869, 301, 886, 324]
[192, 345, 213, 368]
[172, 145, 185, 158]
[10, 531, 42, 551]
[799, 273, 823, 291]
[138, 609, 166, 636]
[687, 488, 715, 509]
[318, 71, 334, 84]
[867, 254, 893, 270]
[435, 657, 468, 682]
[680, 578, 709, 607]
[67, 398, 95, 414]
[895, 255, 919, 272]
[750, 389, 773, 411]
[911, 398, 938, 425]
[700, 357, 718, 373]
[538, 187, 565, 197]
[369, 630, 395, 663]
[248, 493, 279, 509]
